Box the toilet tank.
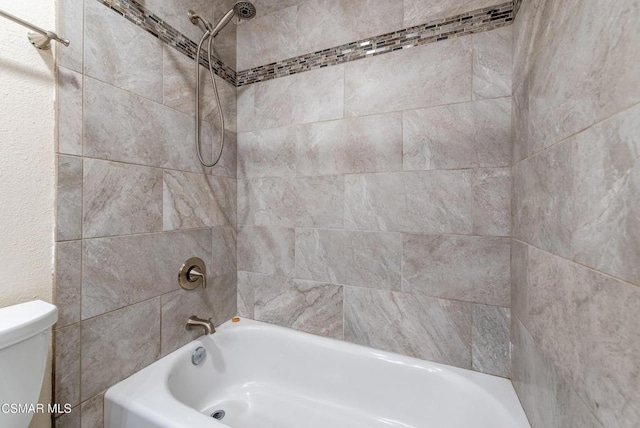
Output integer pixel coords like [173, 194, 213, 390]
[0, 300, 57, 428]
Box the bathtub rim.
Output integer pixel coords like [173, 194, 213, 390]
[105, 317, 530, 428]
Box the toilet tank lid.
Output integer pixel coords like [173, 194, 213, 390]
[0, 300, 58, 350]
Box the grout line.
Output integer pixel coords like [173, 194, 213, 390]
[78, 0, 86, 418]
[512, 238, 640, 290]
[236, 95, 511, 134]
[82, 71, 236, 123]
[513, 99, 640, 166]
[236, 271, 510, 309]
[78, 226, 214, 242]
[61, 153, 237, 180]
[63, 148, 511, 184]
[235, 225, 512, 240]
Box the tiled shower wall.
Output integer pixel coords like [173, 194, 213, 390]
[236, 0, 513, 377]
[511, 1, 640, 427]
[53, 0, 238, 426]
[235, 0, 502, 70]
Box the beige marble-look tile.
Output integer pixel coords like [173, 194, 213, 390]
[344, 287, 472, 368]
[81, 298, 160, 401]
[57, 67, 83, 156]
[237, 5, 298, 70]
[237, 177, 297, 226]
[82, 229, 211, 319]
[82, 159, 162, 238]
[403, 0, 497, 27]
[239, 175, 344, 228]
[511, 76, 530, 164]
[472, 26, 512, 100]
[237, 226, 294, 276]
[520, 243, 640, 427]
[81, 392, 104, 428]
[295, 229, 402, 290]
[402, 234, 510, 306]
[237, 126, 297, 179]
[344, 36, 471, 117]
[236, 83, 255, 130]
[57, 155, 82, 241]
[297, 0, 403, 55]
[521, 0, 570, 82]
[211, 0, 237, 68]
[163, 171, 236, 230]
[512, 0, 546, 92]
[237, 65, 344, 132]
[251, 272, 344, 339]
[161, 273, 237, 356]
[162, 46, 237, 130]
[55, 241, 81, 328]
[344, 171, 472, 234]
[296, 113, 403, 176]
[54, 324, 80, 408]
[294, 176, 344, 229]
[402, 98, 511, 171]
[571, 104, 640, 286]
[512, 141, 573, 258]
[55, 406, 80, 428]
[83, 76, 165, 166]
[83, 77, 212, 174]
[521, 0, 640, 157]
[208, 129, 237, 179]
[471, 168, 511, 236]
[212, 226, 236, 277]
[510, 239, 529, 329]
[472, 305, 510, 377]
[248, 0, 302, 18]
[237, 271, 255, 318]
[84, 0, 162, 101]
[511, 317, 603, 428]
[57, 0, 83, 73]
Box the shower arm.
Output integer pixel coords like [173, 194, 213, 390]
[0, 8, 69, 50]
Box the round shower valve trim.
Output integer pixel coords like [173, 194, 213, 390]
[178, 257, 207, 290]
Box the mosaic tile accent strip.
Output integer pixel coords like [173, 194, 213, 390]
[94, 0, 516, 88]
[94, 0, 237, 86]
[236, 2, 514, 86]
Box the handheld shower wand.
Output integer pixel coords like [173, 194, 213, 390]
[188, 2, 256, 167]
[211, 2, 256, 37]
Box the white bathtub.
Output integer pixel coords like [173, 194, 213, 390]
[105, 318, 530, 428]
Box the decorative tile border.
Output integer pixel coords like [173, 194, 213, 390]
[95, 0, 237, 86]
[95, 0, 517, 88]
[236, 2, 513, 86]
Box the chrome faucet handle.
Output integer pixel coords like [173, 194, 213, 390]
[178, 257, 207, 290]
[187, 267, 205, 281]
[187, 316, 215, 335]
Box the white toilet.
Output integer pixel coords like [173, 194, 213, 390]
[0, 300, 58, 428]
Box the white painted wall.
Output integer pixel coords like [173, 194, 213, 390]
[0, 1, 56, 426]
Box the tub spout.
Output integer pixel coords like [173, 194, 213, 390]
[186, 316, 215, 336]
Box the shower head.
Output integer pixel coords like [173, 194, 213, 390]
[209, 1, 257, 37]
[233, 2, 257, 20]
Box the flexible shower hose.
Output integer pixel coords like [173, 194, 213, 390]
[194, 31, 225, 167]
